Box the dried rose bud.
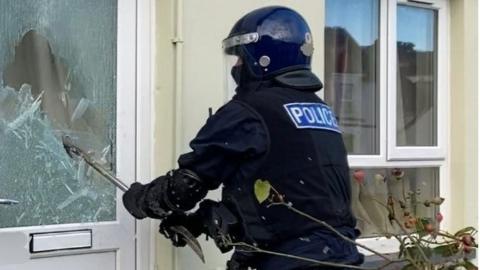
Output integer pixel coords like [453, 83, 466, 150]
[435, 212, 443, 223]
[462, 235, 474, 246]
[399, 200, 406, 209]
[431, 197, 445, 205]
[353, 169, 365, 184]
[424, 223, 435, 233]
[408, 217, 417, 225]
[424, 201, 431, 207]
[403, 211, 410, 217]
[464, 245, 474, 254]
[404, 221, 413, 229]
[391, 168, 405, 180]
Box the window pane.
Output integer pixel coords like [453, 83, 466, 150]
[325, 0, 380, 155]
[0, 0, 117, 228]
[397, 6, 438, 146]
[350, 167, 439, 238]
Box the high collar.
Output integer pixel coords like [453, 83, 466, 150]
[273, 70, 323, 92]
[234, 70, 323, 96]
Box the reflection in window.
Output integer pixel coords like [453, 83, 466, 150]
[0, 0, 117, 228]
[350, 167, 439, 238]
[397, 6, 438, 146]
[325, 0, 380, 155]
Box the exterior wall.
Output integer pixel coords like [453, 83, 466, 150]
[152, 0, 479, 269]
[153, 0, 175, 269]
[153, 1, 325, 269]
[449, 0, 478, 232]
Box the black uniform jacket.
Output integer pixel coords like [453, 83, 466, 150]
[178, 70, 363, 269]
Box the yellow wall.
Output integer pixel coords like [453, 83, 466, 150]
[449, 0, 478, 232]
[153, 1, 325, 269]
[154, 0, 175, 269]
[153, 0, 479, 269]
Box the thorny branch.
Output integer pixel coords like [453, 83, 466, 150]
[229, 240, 410, 270]
[371, 198, 433, 268]
[273, 201, 394, 262]
[231, 241, 392, 270]
[266, 187, 394, 262]
[392, 217, 431, 267]
[250, 179, 476, 270]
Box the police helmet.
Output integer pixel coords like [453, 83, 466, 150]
[223, 6, 314, 88]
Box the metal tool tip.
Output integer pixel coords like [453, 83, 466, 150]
[62, 136, 77, 158]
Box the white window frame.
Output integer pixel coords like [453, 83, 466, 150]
[347, 0, 389, 168]
[324, 0, 450, 254]
[387, 0, 449, 161]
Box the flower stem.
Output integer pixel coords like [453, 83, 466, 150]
[392, 217, 431, 265]
[231, 242, 376, 270]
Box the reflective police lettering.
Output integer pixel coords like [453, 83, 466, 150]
[289, 107, 303, 123]
[284, 103, 341, 133]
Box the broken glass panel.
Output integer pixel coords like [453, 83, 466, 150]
[0, 0, 117, 228]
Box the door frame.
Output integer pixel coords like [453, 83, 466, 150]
[134, 0, 156, 269]
[0, 0, 146, 269]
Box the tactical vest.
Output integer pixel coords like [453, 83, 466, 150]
[222, 83, 356, 246]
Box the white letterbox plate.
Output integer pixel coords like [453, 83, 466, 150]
[30, 230, 92, 253]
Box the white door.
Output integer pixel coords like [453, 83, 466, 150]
[0, 0, 137, 269]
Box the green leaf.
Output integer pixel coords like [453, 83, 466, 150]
[433, 243, 459, 257]
[254, 179, 271, 204]
[415, 227, 427, 237]
[454, 226, 476, 237]
[419, 217, 433, 226]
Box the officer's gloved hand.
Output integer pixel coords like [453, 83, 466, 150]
[122, 175, 172, 220]
[122, 170, 208, 220]
[159, 212, 204, 247]
[122, 182, 149, 219]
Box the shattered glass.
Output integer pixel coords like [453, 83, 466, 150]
[0, 0, 117, 228]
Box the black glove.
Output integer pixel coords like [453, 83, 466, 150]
[122, 182, 149, 219]
[122, 177, 169, 219]
[159, 212, 204, 247]
[122, 169, 208, 220]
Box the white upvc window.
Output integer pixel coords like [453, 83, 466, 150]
[324, 0, 449, 254]
[389, 0, 448, 160]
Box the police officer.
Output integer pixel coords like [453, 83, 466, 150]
[123, 6, 364, 270]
